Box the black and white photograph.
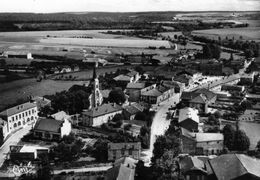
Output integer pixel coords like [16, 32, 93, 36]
[0, 0, 259, 179]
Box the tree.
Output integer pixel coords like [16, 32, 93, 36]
[36, 155, 53, 180]
[234, 130, 250, 151]
[112, 113, 123, 122]
[256, 140, 260, 152]
[93, 139, 109, 162]
[153, 150, 180, 180]
[244, 49, 254, 59]
[223, 124, 235, 150]
[174, 34, 178, 39]
[0, 127, 4, 146]
[202, 44, 212, 59]
[229, 53, 234, 61]
[108, 88, 126, 104]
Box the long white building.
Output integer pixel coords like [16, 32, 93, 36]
[0, 102, 38, 139]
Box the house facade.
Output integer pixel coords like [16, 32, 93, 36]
[108, 142, 141, 161]
[82, 103, 123, 127]
[181, 128, 223, 155]
[125, 82, 146, 102]
[140, 84, 175, 104]
[0, 102, 38, 140]
[33, 118, 71, 140]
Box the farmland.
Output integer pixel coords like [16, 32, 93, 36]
[192, 27, 260, 41]
[40, 37, 172, 48]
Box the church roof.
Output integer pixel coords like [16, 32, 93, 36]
[82, 103, 122, 118]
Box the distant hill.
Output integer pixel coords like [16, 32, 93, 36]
[0, 11, 259, 32]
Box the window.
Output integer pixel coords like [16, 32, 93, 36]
[31, 117, 34, 120]
[129, 149, 132, 155]
[19, 114, 21, 119]
[211, 149, 214, 154]
[27, 118, 30, 122]
[22, 113, 24, 117]
[12, 117, 14, 122]
[13, 123, 17, 128]
[26, 112, 28, 116]
[29, 111, 31, 115]
[16, 115, 18, 120]
[32, 109, 35, 114]
[18, 121, 21, 126]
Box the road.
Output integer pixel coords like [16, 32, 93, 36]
[142, 93, 180, 165]
[53, 166, 112, 174]
[0, 125, 32, 167]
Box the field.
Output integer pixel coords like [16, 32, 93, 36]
[0, 65, 129, 110]
[0, 78, 85, 111]
[40, 37, 172, 48]
[239, 121, 260, 150]
[0, 30, 138, 43]
[192, 27, 260, 41]
[4, 58, 59, 65]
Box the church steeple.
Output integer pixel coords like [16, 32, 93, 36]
[92, 61, 97, 80]
[88, 61, 103, 109]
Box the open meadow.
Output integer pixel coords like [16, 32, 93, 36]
[192, 27, 260, 42]
[40, 37, 172, 48]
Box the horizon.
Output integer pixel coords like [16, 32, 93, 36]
[1, 0, 260, 13]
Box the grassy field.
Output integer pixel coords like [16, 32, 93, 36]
[0, 30, 139, 43]
[0, 78, 85, 111]
[0, 65, 130, 110]
[192, 27, 260, 41]
[40, 37, 172, 48]
[4, 58, 59, 65]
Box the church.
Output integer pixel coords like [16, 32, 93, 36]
[88, 62, 103, 109]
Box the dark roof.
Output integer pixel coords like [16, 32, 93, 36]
[0, 102, 37, 118]
[108, 142, 141, 150]
[208, 154, 260, 180]
[181, 88, 216, 103]
[34, 118, 63, 133]
[123, 103, 144, 115]
[82, 103, 122, 118]
[180, 156, 207, 174]
[105, 164, 135, 180]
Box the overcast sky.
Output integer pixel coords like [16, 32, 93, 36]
[1, 0, 260, 13]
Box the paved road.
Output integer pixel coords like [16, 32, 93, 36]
[53, 166, 112, 174]
[0, 125, 32, 167]
[142, 93, 180, 165]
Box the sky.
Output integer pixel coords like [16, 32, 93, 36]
[1, 0, 260, 13]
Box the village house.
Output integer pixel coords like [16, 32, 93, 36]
[179, 155, 208, 180]
[107, 142, 141, 161]
[60, 66, 72, 73]
[126, 70, 140, 83]
[3, 50, 33, 59]
[82, 103, 123, 127]
[240, 72, 255, 85]
[123, 102, 144, 120]
[105, 156, 137, 180]
[140, 83, 175, 104]
[181, 89, 217, 113]
[173, 74, 193, 87]
[207, 154, 260, 180]
[178, 107, 202, 132]
[33, 118, 71, 140]
[180, 128, 224, 155]
[9, 145, 49, 161]
[122, 120, 147, 137]
[0, 102, 38, 140]
[221, 84, 245, 94]
[125, 82, 146, 102]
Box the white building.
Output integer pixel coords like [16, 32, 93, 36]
[0, 102, 38, 140]
[33, 118, 71, 140]
[82, 103, 123, 127]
